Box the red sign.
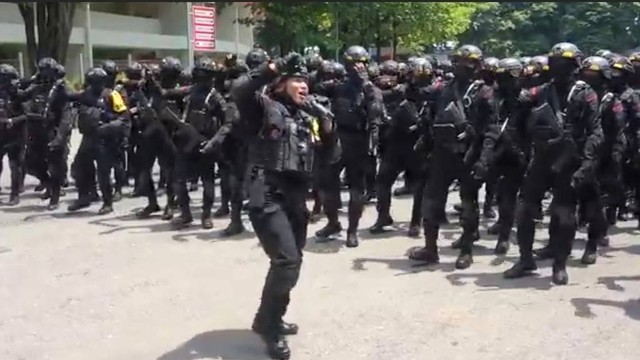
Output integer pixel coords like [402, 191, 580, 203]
[191, 4, 216, 51]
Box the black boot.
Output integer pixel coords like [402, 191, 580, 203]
[315, 221, 342, 239]
[201, 212, 213, 229]
[161, 205, 174, 221]
[136, 204, 161, 219]
[494, 240, 510, 255]
[212, 206, 230, 218]
[483, 204, 496, 219]
[112, 190, 123, 203]
[98, 204, 113, 215]
[408, 235, 439, 264]
[503, 258, 537, 279]
[552, 261, 569, 285]
[368, 215, 393, 234]
[7, 195, 19, 206]
[346, 231, 359, 248]
[171, 213, 193, 229]
[581, 249, 597, 265]
[451, 231, 479, 250]
[455, 253, 473, 270]
[68, 198, 91, 212]
[222, 220, 246, 237]
[533, 245, 553, 260]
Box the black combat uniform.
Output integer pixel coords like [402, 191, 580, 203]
[504, 43, 603, 285]
[0, 64, 27, 205]
[316, 45, 383, 248]
[234, 54, 334, 360]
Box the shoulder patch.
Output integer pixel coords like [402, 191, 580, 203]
[585, 92, 598, 104]
[613, 100, 623, 113]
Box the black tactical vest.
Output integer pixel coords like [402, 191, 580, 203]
[249, 101, 315, 176]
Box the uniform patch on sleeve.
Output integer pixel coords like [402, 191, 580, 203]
[585, 92, 598, 104]
[613, 100, 623, 113]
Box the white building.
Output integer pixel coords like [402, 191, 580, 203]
[0, 2, 255, 80]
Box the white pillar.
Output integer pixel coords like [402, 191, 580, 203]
[186, 2, 195, 68]
[84, 3, 93, 67]
[235, 4, 240, 56]
[18, 52, 24, 77]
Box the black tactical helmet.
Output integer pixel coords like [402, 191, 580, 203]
[245, 48, 269, 69]
[85, 67, 108, 87]
[55, 63, 66, 79]
[452, 45, 483, 62]
[438, 58, 453, 72]
[179, 68, 193, 85]
[101, 60, 118, 76]
[332, 62, 346, 77]
[548, 42, 582, 63]
[37, 57, 58, 71]
[193, 56, 217, 73]
[595, 49, 613, 58]
[580, 56, 612, 79]
[306, 53, 323, 71]
[408, 57, 433, 76]
[380, 60, 400, 76]
[279, 52, 308, 79]
[37, 57, 58, 79]
[0, 63, 19, 81]
[609, 55, 635, 76]
[525, 55, 549, 75]
[519, 56, 532, 66]
[160, 56, 183, 73]
[125, 62, 143, 79]
[319, 60, 333, 74]
[629, 52, 640, 64]
[482, 57, 500, 72]
[343, 45, 370, 64]
[224, 53, 238, 68]
[496, 57, 523, 77]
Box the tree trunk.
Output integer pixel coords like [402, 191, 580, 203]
[17, 2, 76, 67]
[391, 18, 398, 60]
[17, 3, 37, 74]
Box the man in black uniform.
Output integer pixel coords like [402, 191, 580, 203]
[233, 52, 334, 360]
[122, 61, 145, 196]
[620, 53, 640, 226]
[483, 57, 528, 254]
[0, 64, 27, 205]
[135, 57, 183, 220]
[370, 57, 437, 237]
[504, 43, 602, 285]
[172, 57, 227, 230]
[316, 45, 383, 248]
[68, 67, 129, 214]
[23, 58, 73, 210]
[408, 45, 493, 270]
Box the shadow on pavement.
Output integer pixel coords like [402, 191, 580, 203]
[172, 228, 255, 243]
[157, 329, 268, 360]
[351, 256, 457, 276]
[571, 297, 640, 320]
[445, 272, 554, 291]
[571, 275, 640, 320]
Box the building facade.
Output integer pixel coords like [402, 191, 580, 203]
[0, 2, 254, 79]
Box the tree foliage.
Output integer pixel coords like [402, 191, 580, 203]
[240, 2, 485, 58]
[16, 2, 76, 73]
[460, 2, 640, 57]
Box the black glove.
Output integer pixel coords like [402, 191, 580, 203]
[571, 165, 592, 189]
[302, 99, 333, 120]
[472, 161, 488, 182]
[200, 136, 222, 154]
